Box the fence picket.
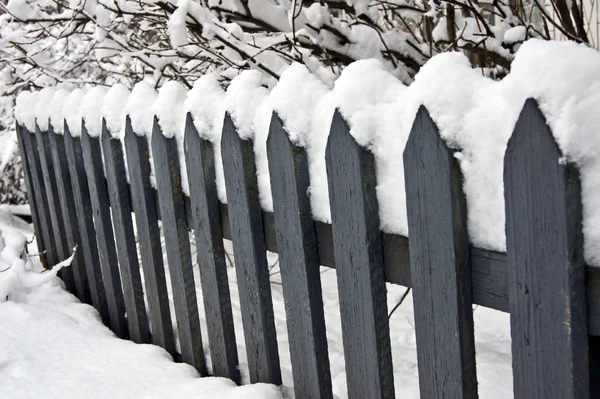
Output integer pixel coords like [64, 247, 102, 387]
[80, 123, 129, 339]
[48, 127, 91, 303]
[63, 124, 110, 324]
[151, 118, 206, 373]
[184, 114, 240, 382]
[403, 106, 477, 398]
[124, 118, 176, 355]
[35, 125, 76, 291]
[267, 113, 332, 398]
[504, 99, 589, 398]
[101, 121, 150, 344]
[325, 110, 394, 399]
[220, 113, 282, 385]
[15, 123, 49, 268]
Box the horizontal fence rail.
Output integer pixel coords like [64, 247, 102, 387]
[16, 98, 600, 398]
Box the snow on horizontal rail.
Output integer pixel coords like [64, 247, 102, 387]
[14, 39, 600, 266]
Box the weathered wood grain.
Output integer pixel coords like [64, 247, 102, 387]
[48, 127, 91, 303]
[184, 114, 239, 383]
[404, 106, 477, 398]
[124, 118, 176, 355]
[63, 124, 110, 324]
[80, 123, 129, 339]
[14, 123, 48, 268]
[325, 110, 394, 399]
[504, 99, 589, 399]
[267, 113, 332, 398]
[220, 113, 281, 385]
[36, 125, 75, 291]
[101, 121, 150, 344]
[151, 118, 206, 373]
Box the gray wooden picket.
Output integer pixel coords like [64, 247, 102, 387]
[403, 106, 477, 398]
[124, 118, 176, 355]
[504, 99, 589, 399]
[267, 113, 332, 398]
[14, 123, 48, 267]
[35, 125, 75, 291]
[325, 110, 394, 399]
[47, 126, 91, 303]
[63, 124, 110, 324]
[80, 123, 129, 339]
[151, 118, 205, 373]
[220, 113, 281, 385]
[101, 121, 150, 344]
[184, 114, 239, 383]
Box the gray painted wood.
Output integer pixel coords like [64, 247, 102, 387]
[325, 110, 394, 399]
[220, 112, 281, 385]
[403, 106, 477, 399]
[80, 123, 129, 339]
[47, 127, 91, 303]
[267, 113, 332, 398]
[35, 124, 75, 292]
[504, 99, 589, 399]
[150, 118, 206, 374]
[14, 123, 48, 268]
[63, 124, 110, 324]
[101, 121, 150, 344]
[124, 118, 176, 355]
[184, 114, 239, 383]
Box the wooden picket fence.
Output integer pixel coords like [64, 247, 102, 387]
[15, 97, 600, 398]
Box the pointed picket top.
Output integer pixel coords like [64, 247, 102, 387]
[504, 98, 589, 399]
[403, 104, 477, 398]
[267, 111, 332, 399]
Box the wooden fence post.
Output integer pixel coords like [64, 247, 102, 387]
[267, 113, 332, 398]
[35, 124, 76, 291]
[403, 106, 477, 398]
[15, 123, 49, 268]
[504, 99, 589, 399]
[80, 122, 129, 339]
[47, 126, 91, 303]
[63, 124, 110, 324]
[184, 114, 240, 383]
[101, 120, 150, 344]
[220, 113, 282, 385]
[325, 110, 394, 399]
[151, 117, 206, 373]
[124, 117, 176, 355]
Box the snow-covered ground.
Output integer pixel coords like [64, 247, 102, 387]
[0, 206, 512, 398]
[0, 209, 281, 399]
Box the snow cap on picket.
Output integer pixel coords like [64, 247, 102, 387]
[101, 84, 130, 139]
[185, 74, 225, 142]
[49, 89, 71, 134]
[34, 88, 57, 131]
[224, 70, 270, 140]
[154, 81, 187, 139]
[81, 86, 108, 137]
[15, 91, 39, 132]
[62, 88, 88, 137]
[126, 81, 158, 137]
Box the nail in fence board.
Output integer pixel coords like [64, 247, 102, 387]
[184, 114, 240, 383]
[35, 125, 75, 292]
[15, 123, 48, 268]
[325, 110, 394, 399]
[151, 118, 206, 373]
[403, 106, 477, 398]
[80, 123, 129, 339]
[504, 99, 589, 398]
[101, 121, 150, 344]
[124, 118, 176, 355]
[48, 127, 91, 303]
[267, 113, 332, 398]
[220, 113, 282, 385]
[63, 125, 110, 324]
